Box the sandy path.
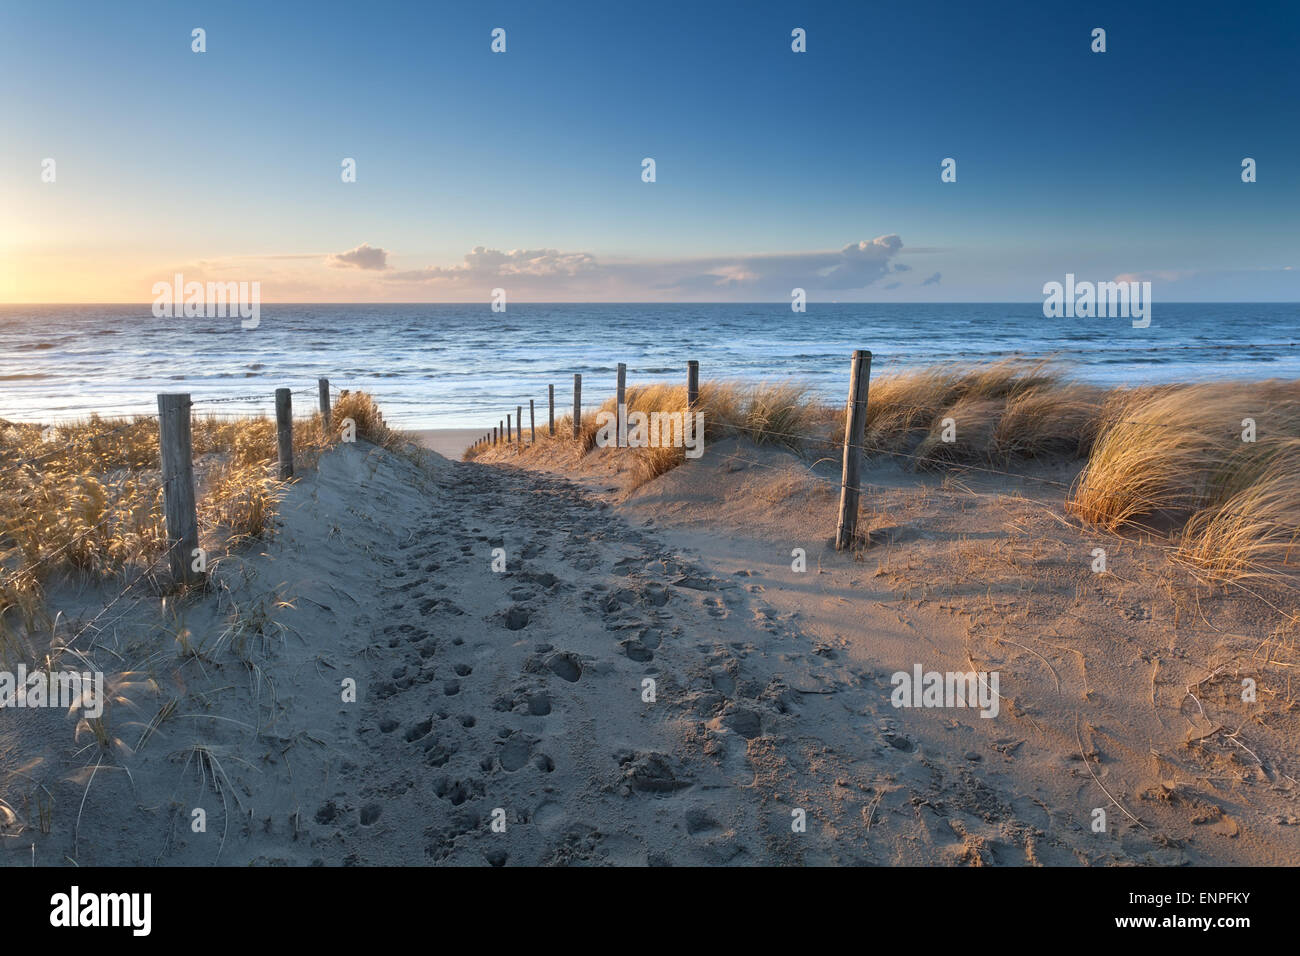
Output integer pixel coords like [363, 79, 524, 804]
[328, 456, 832, 864]
[317, 454, 1128, 865]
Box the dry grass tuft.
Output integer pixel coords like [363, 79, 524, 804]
[1067, 382, 1300, 528]
[0, 390, 394, 664]
[859, 360, 1081, 459]
[995, 384, 1106, 460]
[331, 391, 404, 451]
[1067, 381, 1300, 580]
[913, 397, 1007, 468]
[1178, 438, 1300, 579]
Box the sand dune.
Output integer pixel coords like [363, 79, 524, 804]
[4, 434, 1297, 865]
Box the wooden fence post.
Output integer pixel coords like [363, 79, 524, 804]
[548, 384, 555, 436]
[835, 350, 872, 551]
[573, 373, 582, 439]
[616, 362, 626, 447]
[686, 360, 701, 463]
[275, 388, 294, 479]
[530, 399, 536, 443]
[507, 413, 512, 443]
[516, 405, 522, 443]
[157, 393, 201, 585]
[318, 378, 331, 428]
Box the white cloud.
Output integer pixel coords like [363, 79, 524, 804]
[326, 243, 390, 271]
[387, 246, 597, 282]
[384, 236, 907, 296]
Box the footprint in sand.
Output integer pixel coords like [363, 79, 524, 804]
[545, 652, 583, 683]
[404, 718, 433, 742]
[499, 735, 533, 771]
[620, 638, 654, 662]
[500, 606, 531, 630]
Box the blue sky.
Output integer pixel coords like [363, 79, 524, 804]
[2, 0, 1297, 301]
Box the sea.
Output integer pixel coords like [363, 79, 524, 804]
[2, 303, 1297, 429]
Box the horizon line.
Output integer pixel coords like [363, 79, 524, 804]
[3, 300, 1299, 307]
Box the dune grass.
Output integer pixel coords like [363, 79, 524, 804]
[1066, 381, 1300, 580]
[0, 390, 396, 666]
[467, 363, 1300, 582]
[1177, 438, 1300, 579]
[848, 360, 1099, 465]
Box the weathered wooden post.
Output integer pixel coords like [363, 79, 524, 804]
[548, 384, 555, 436]
[516, 405, 522, 443]
[157, 393, 201, 585]
[494, 425, 499, 446]
[507, 413, 513, 443]
[530, 399, 536, 443]
[616, 362, 627, 447]
[499, 420, 503, 445]
[686, 360, 701, 464]
[275, 388, 294, 479]
[573, 373, 582, 439]
[318, 378, 331, 428]
[835, 350, 872, 551]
